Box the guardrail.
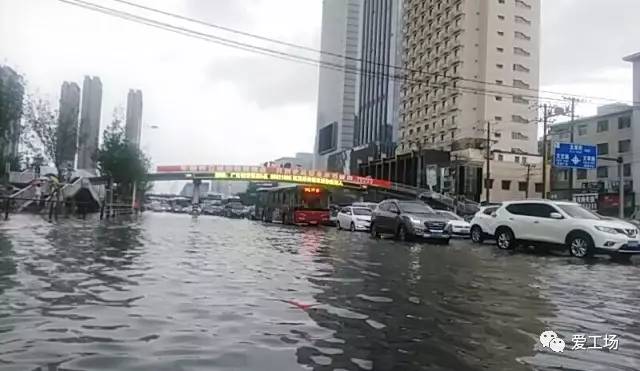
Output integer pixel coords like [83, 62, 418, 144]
[387, 181, 480, 215]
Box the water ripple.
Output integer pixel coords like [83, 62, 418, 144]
[0, 214, 638, 370]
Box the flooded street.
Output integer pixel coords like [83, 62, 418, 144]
[1, 213, 639, 371]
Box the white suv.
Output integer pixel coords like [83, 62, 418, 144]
[469, 205, 502, 243]
[488, 200, 640, 259]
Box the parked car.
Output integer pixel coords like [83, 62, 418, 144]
[488, 200, 640, 259]
[469, 205, 503, 243]
[328, 205, 341, 226]
[352, 202, 378, 210]
[436, 210, 471, 238]
[370, 200, 450, 243]
[336, 206, 372, 231]
[223, 202, 246, 218]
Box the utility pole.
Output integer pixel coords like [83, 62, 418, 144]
[542, 104, 548, 199]
[485, 120, 491, 203]
[524, 164, 534, 199]
[568, 97, 576, 190]
[618, 156, 624, 219]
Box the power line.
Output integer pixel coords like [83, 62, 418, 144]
[104, 0, 639, 107]
[57, 0, 570, 107]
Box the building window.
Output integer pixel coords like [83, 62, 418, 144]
[486, 179, 494, 189]
[499, 0, 505, 3]
[498, 154, 504, 161]
[597, 166, 608, 178]
[578, 125, 587, 136]
[597, 120, 609, 132]
[495, 96, 503, 101]
[619, 139, 631, 153]
[618, 116, 631, 129]
[496, 64, 504, 69]
[577, 169, 587, 180]
[535, 183, 543, 193]
[502, 180, 511, 190]
[496, 80, 503, 85]
[497, 31, 504, 36]
[518, 182, 527, 191]
[498, 15, 505, 20]
[514, 156, 520, 163]
[597, 143, 608, 155]
[497, 47, 504, 52]
[522, 157, 527, 164]
[624, 163, 632, 177]
[558, 170, 568, 181]
[495, 116, 503, 121]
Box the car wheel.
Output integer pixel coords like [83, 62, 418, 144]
[567, 233, 594, 258]
[370, 223, 380, 239]
[496, 228, 515, 250]
[470, 226, 484, 244]
[397, 224, 412, 242]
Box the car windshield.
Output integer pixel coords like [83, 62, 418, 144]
[558, 204, 602, 220]
[398, 202, 434, 214]
[352, 208, 372, 216]
[437, 211, 463, 221]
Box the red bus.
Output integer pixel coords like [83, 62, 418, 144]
[256, 185, 330, 225]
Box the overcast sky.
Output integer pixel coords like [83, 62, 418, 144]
[1, 0, 639, 171]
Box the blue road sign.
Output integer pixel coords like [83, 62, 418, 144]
[553, 142, 598, 169]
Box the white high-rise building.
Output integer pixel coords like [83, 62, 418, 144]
[313, 0, 362, 170]
[399, 0, 540, 201]
[125, 89, 143, 147]
[77, 76, 102, 172]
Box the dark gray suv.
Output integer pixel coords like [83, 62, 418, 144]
[370, 200, 450, 243]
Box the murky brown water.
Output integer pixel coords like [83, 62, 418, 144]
[0, 213, 639, 370]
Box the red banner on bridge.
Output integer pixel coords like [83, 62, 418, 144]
[155, 165, 392, 189]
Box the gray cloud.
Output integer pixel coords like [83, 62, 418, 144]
[541, 0, 640, 85]
[184, 0, 262, 26]
[210, 54, 319, 109]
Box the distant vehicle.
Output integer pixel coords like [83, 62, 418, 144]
[223, 202, 245, 218]
[247, 205, 257, 220]
[488, 200, 640, 259]
[336, 206, 372, 232]
[469, 205, 503, 243]
[351, 202, 378, 210]
[256, 185, 330, 226]
[436, 210, 471, 238]
[370, 200, 450, 243]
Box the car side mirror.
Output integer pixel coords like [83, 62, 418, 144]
[490, 212, 497, 218]
[550, 212, 563, 219]
[392, 209, 400, 215]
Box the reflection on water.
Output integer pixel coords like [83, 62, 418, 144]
[0, 214, 639, 370]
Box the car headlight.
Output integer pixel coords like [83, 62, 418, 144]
[595, 226, 618, 234]
[409, 217, 422, 225]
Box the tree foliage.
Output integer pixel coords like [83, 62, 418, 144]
[96, 114, 150, 189]
[22, 96, 59, 170]
[0, 66, 24, 141]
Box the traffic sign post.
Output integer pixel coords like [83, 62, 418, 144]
[553, 143, 598, 169]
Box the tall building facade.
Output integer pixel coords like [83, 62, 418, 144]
[77, 76, 103, 171]
[314, 0, 362, 170]
[354, 0, 403, 154]
[125, 89, 143, 147]
[399, 0, 540, 201]
[56, 82, 81, 169]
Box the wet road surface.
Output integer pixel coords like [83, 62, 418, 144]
[0, 213, 639, 370]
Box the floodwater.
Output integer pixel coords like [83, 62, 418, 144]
[0, 213, 639, 371]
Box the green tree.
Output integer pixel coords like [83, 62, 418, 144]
[96, 115, 150, 199]
[22, 96, 60, 174]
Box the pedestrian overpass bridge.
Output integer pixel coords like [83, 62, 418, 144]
[88, 164, 479, 215]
